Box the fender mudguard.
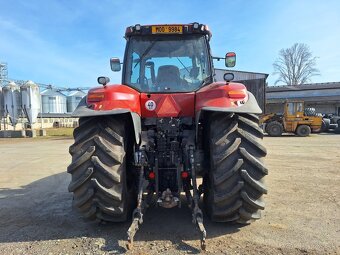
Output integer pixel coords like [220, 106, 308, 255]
[72, 97, 141, 144]
[198, 92, 261, 115]
[195, 92, 262, 139]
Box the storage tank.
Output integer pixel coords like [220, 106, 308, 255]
[0, 86, 4, 120]
[41, 89, 67, 113]
[3, 81, 21, 126]
[67, 90, 86, 113]
[20, 80, 41, 124]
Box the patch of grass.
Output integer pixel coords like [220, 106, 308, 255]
[46, 128, 74, 137]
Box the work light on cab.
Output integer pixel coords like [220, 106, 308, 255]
[97, 76, 110, 86]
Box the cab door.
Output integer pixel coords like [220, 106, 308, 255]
[284, 102, 304, 132]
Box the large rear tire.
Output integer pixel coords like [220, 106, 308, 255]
[321, 119, 330, 132]
[296, 124, 311, 137]
[204, 113, 267, 223]
[67, 115, 136, 222]
[304, 108, 316, 116]
[334, 126, 340, 134]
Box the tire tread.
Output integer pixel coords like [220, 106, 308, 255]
[205, 112, 267, 223]
[67, 116, 132, 222]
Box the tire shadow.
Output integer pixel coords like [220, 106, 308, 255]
[0, 172, 242, 253]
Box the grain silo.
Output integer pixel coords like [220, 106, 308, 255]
[41, 88, 67, 113]
[20, 80, 41, 124]
[67, 90, 86, 113]
[0, 86, 4, 120]
[3, 81, 21, 126]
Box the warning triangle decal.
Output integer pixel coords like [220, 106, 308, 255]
[156, 95, 181, 117]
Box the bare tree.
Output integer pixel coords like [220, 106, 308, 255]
[273, 43, 319, 85]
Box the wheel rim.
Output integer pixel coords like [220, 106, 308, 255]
[272, 126, 279, 133]
[269, 125, 281, 135]
[298, 126, 309, 136]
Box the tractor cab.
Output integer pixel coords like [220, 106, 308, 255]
[285, 101, 304, 117]
[110, 23, 235, 93]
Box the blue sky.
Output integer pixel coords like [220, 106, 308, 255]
[1, 0, 340, 88]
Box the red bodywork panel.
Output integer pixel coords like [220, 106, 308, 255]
[87, 82, 248, 118]
[195, 82, 248, 112]
[140, 93, 195, 118]
[88, 85, 141, 115]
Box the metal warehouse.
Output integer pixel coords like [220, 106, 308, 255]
[266, 82, 340, 115]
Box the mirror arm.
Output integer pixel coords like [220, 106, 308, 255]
[212, 56, 225, 61]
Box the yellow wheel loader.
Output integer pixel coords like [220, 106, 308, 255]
[260, 100, 322, 137]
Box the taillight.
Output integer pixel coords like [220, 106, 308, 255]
[228, 89, 247, 99]
[87, 92, 105, 103]
[148, 172, 155, 180]
[181, 171, 189, 179]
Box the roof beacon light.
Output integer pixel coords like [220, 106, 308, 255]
[135, 24, 141, 31]
[193, 22, 199, 30]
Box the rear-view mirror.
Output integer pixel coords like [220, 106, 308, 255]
[110, 58, 121, 72]
[225, 52, 236, 67]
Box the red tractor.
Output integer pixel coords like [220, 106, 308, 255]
[68, 23, 267, 250]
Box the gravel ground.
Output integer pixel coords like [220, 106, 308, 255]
[0, 134, 339, 254]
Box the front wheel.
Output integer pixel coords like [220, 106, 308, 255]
[204, 112, 268, 223]
[265, 121, 283, 137]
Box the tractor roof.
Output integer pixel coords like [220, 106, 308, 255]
[125, 23, 212, 40]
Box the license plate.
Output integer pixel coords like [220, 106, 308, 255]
[151, 25, 183, 34]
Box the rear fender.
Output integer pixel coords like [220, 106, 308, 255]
[198, 91, 261, 115]
[72, 97, 141, 144]
[195, 92, 261, 140]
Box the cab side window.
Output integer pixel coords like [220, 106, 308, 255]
[130, 52, 140, 84]
[287, 103, 294, 115]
